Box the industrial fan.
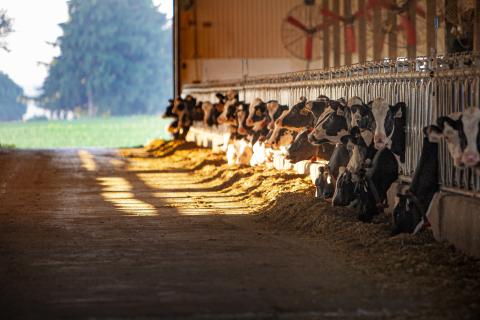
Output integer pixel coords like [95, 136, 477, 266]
[281, 1, 326, 62]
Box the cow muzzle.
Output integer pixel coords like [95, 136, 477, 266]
[238, 126, 248, 135]
[462, 150, 480, 167]
[374, 134, 387, 150]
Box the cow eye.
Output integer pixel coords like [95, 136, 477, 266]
[255, 109, 262, 116]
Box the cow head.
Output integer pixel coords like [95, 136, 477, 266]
[308, 99, 350, 145]
[460, 106, 480, 167]
[266, 126, 296, 149]
[371, 98, 404, 150]
[162, 99, 176, 118]
[349, 97, 375, 131]
[285, 128, 318, 163]
[172, 97, 190, 128]
[436, 113, 465, 167]
[277, 96, 329, 130]
[246, 98, 269, 130]
[201, 101, 214, 125]
[217, 98, 239, 125]
[332, 167, 356, 206]
[236, 103, 251, 136]
[341, 126, 374, 179]
[267, 102, 288, 129]
[315, 166, 335, 199]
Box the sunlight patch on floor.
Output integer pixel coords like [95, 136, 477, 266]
[78, 150, 97, 171]
[97, 177, 157, 216]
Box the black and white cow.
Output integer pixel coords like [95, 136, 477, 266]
[356, 147, 399, 222]
[371, 98, 406, 164]
[392, 125, 441, 235]
[286, 128, 335, 163]
[460, 106, 480, 167]
[267, 101, 289, 130]
[245, 98, 271, 144]
[332, 126, 376, 206]
[315, 166, 335, 199]
[278, 96, 330, 131]
[202, 93, 226, 127]
[308, 99, 351, 145]
[162, 99, 181, 139]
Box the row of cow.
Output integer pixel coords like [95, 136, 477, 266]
[163, 91, 480, 236]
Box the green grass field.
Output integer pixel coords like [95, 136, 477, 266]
[0, 115, 171, 148]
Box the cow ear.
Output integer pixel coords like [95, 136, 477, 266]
[424, 125, 443, 143]
[317, 95, 329, 102]
[367, 100, 373, 108]
[438, 116, 462, 131]
[390, 104, 403, 118]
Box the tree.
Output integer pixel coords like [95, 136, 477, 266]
[0, 72, 27, 121]
[0, 9, 14, 52]
[38, 0, 172, 116]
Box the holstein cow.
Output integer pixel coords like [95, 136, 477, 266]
[392, 125, 441, 235]
[435, 107, 480, 171]
[435, 112, 464, 167]
[308, 99, 351, 145]
[286, 128, 335, 164]
[356, 147, 399, 222]
[278, 96, 330, 131]
[371, 98, 406, 166]
[245, 98, 282, 166]
[172, 95, 203, 133]
[226, 102, 253, 165]
[162, 99, 181, 139]
[315, 166, 335, 199]
[332, 127, 376, 206]
[202, 93, 226, 127]
[460, 106, 480, 168]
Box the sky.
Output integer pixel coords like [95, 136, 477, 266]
[0, 0, 173, 97]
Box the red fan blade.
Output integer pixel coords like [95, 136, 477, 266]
[345, 25, 356, 53]
[305, 34, 313, 60]
[399, 15, 416, 46]
[320, 8, 343, 22]
[287, 15, 308, 32]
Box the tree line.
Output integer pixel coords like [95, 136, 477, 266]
[38, 0, 172, 117]
[0, 0, 172, 121]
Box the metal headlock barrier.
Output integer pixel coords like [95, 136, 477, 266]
[182, 52, 480, 197]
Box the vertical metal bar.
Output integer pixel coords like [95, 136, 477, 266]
[407, 0, 417, 58]
[358, 0, 367, 63]
[373, 6, 382, 60]
[426, 0, 436, 55]
[344, 0, 352, 66]
[333, 0, 341, 67]
[323, 0, 331, 68]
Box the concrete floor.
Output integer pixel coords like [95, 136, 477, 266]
[0, 149, 469, 319]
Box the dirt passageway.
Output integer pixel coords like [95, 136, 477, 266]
[0, 143, 479, 319]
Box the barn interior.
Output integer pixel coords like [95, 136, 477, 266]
[1, 0, 480, 319]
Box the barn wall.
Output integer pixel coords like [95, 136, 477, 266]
[178, 0, 447, 86]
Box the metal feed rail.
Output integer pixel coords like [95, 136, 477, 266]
[182, 52, 480, 195]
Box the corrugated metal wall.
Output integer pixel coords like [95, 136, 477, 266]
[179, 0, 449, 84]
